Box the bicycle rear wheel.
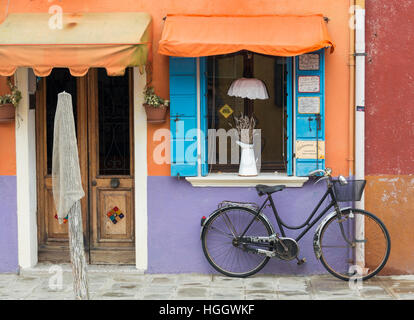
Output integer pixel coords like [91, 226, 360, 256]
[319, 208, 390, 281]
[201, 207, 273, 278]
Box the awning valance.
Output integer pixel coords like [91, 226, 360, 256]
[0, 12, 152, 77]
[159, 14, 335, 57]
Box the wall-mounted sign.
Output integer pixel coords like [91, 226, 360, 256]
[299, 54, 320, 71]
[219, 104, 234, 118]
[296, 140, 325, 159]
[298, 76, 320, 93]
[298, 97, 320, 114]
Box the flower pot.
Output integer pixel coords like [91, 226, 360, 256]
[0, 103, 15, 123]
[236, 141, 258, 176]
[143, 104, 168, 123]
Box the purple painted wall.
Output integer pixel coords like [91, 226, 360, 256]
[147, 176, 333, 274]
[0, 176, 18, 273]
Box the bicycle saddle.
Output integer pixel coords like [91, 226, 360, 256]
[255, 184, 286, 196]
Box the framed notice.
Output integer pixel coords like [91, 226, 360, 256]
[296, 141, 325, 159]
[298, 97, 320, 114]
[298, 76, 320, 93]
[299, 54, 320, 71]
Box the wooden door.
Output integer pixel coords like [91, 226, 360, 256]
[88, 69, 135, 264]
[36, 68, 135, 264]
[36, 68, 89, 262]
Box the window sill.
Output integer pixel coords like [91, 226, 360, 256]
[185, 173, 308, 188]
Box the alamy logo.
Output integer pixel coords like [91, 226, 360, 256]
[48, 1, 63, 30]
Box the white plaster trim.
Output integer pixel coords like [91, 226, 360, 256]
[186, 173, 308, 188]
[196, 58, 202, 177]
[15, 68, 38, 269]
[133, 69, 148, 271]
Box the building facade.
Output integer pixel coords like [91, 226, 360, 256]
[0, 0, 367, 275]
[365, 0, 414, 275]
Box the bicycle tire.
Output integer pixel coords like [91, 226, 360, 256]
[318, 208, 391, 281]
[201, 206, 273, 278]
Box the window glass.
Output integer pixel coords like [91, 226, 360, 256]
[97, 68, 131, 176]
[207, 52, 287, 172]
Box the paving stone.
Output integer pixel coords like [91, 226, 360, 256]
[176, 287, 208, 298]
[100, 291, 136, 298]
[142, 293, 173, 300]
[278, 293, 311, 300]
[245, 279, 275, 290]
[245, 293, 278, 300]
[178, 274, 212, 285]
[209, 288, 245, 299]
[111, 282, 143, 291]
[211, 275, 245, 288]
[150, 276, 178, 286]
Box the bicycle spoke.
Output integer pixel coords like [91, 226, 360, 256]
[208, 225, 234, 238]
[319, 210, 390, 281]
[202, 207, 272, 277]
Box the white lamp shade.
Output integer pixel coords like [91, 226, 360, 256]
[227, 78, 269, 100]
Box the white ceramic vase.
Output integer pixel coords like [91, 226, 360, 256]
[236, 141, 258, 176]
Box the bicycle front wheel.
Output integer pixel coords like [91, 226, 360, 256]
[319, 208, 391, 281]
[201, 207, 273, 278]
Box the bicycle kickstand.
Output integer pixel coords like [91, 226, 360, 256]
[296, 257, 307, 265]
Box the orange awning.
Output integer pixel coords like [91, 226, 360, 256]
[159, 14, 335, 57]
[0, 12, 152, 77]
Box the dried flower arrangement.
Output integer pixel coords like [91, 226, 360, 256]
[229, 112, 257, 145]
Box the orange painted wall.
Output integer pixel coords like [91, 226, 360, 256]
[0, 77, 16, 176]
[6, 0, 351, 177]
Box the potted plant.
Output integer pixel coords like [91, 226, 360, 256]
[230, 113, 258, 176]
[143, 86, 169, 123]
[0, 78, 22, 123]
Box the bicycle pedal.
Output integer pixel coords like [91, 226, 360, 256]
[296, 257, 306, 265]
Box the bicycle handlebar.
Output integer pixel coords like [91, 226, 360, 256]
[308, 168, 332, 177]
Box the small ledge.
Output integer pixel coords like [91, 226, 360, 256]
[186, 173, 308, 188]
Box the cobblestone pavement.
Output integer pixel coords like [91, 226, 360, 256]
[0, 265, 413, 300]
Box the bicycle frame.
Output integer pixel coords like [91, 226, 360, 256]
[240, 183, 342, 243]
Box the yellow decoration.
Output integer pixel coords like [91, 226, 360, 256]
[219, 104, 234, 118]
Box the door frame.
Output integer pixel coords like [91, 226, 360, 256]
[14, 67, 148, 270]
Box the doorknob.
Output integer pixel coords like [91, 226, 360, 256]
[91, 180, 97, 186]
[110, 178, 120, 188]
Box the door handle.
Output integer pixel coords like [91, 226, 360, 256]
[110, 178, 120, 188]
[91, 180, 97, 186]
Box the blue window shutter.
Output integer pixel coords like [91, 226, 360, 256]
[169, 57, 208, 177]
[286, 57, 293, 176]
[294, 50, 326, 177]
[200, 57, 209, 176]
[170, 57, 198, 177]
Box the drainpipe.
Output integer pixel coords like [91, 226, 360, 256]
[348, 0, 355, 177]
[355, 0, 366, 268]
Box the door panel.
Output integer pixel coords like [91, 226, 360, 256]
[36, 68, 134, 264]
[88, 69, 135, 264]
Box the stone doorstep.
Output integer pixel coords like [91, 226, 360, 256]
[20, 263, 145, 275]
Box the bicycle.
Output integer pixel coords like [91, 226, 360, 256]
[200, 168, 391, 281]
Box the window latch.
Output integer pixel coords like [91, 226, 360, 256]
[308, 117, 313, 132]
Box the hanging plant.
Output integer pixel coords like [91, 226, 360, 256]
[0, 78, 22, 123]
[143, 86, 169, 123]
